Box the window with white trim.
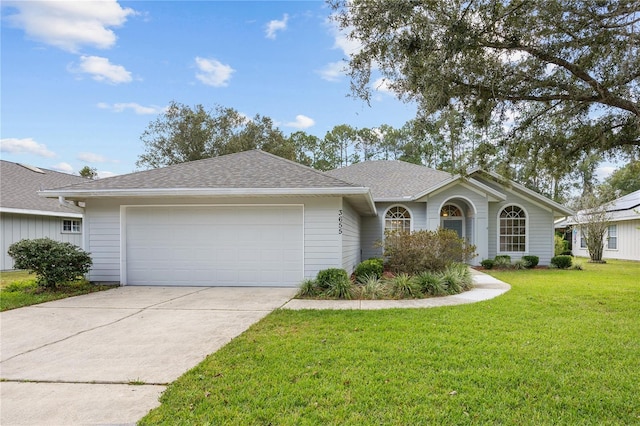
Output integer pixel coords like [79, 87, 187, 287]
[62, 219, 81, 233]
[499, 205, 526, 252]
[607, 225, 617, 250]
[385, 206, 411, 233]
[580, 230, 587, 248]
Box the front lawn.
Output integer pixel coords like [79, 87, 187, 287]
[0, 270, 117, 311]
[140, 259, 640, 425]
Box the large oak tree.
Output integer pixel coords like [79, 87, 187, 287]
[330, 0, 640, 155]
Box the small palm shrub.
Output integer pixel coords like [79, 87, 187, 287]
[324, 276, 354, 300]
[493, 255, 512, 269]
[388, 273, 421, 299]
[354, 258, 384, 280]
[480, 259, 495, 269]
[7, 238, 92, 289]
[357, 274, 387, 299]
[415, 271, 447, 296]
[297, 279, 320, 298]
[512, 259, 528, 270]
[522, 255, 539, 268]
[551, 255, 573, 269]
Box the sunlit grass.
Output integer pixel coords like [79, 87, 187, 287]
[140, 259, 640, 425]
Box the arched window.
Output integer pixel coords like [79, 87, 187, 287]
[385, 206, 411, 233]
[440, 204, 463, 217]
[499, 205, 527, 252]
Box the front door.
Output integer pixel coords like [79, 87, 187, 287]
[442, 219, 463, 238]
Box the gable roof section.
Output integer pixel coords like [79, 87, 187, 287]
[325, 160, 452, 200]
[0, 161, 87, 217]
[39, 150, 377, 215]
[607, 189, 640, 213]
[561, 189, 640, 226]
[469, 169, 575, 217]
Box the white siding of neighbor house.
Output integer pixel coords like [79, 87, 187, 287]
[360, 201, 427, 261]
[83, 196, 346, 284]
[1, 213, 83, 270]
[341, 200, 361, 274]
[572, 219, 640, 261]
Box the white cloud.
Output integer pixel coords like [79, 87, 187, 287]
[327, 19, 362, 57]
[4, 0, 135, 53]
[72, 55, 132, 84]
[0, 137, 56, 158]
[97, 102, 165, 114]
[195, 57, 234, 87]
[596, 165, 617, 181]
[265, 14, 288, 39]
[51, 162, 74, 173]
[77, 152, 108, 163]
[317, 61, 346, 82]
[285, 115, 315, 129]
[372, 77, 392, 94]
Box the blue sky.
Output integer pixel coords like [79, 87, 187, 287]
[1, 0, 417, 177]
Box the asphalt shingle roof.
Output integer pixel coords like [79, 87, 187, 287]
[325, 160, 452, 199]
[0, 161, 88, 213]
[47, 150, 360, 192]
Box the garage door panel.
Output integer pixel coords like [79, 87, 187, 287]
[125, 206, 303, 287]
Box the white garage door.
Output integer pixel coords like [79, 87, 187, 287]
[125, 205, 304, 287]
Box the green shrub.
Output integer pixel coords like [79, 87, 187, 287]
[554, 235, 569, 256]
[480, 259, 495, 269]
[512, 259, 528, 270]
[550, 255, 573, 269]
[439, 263, 473, 294]
[493, 256, 512, 269]
[415, 271, 448, 296]
[316, 268, 349, 289]
[7, 238, 92, 288]
[383, 229, 476, 274]
[354, 258, 384, 280]
[297, 279, 320, 298]
[388, 273, 421, 299]
[522, 255, 539, 268]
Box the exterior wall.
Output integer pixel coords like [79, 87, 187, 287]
[486, 192, 555, 265]
[1, 212, 83, 270]
[360, 201, 427, 260]
[572, 219, 640, 261]
[422, 184, 490, 265]
[340, 200, 361, 274]
[84, 196, 347, 283]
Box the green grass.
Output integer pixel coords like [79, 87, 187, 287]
[140, 259, 640, 425]
[0, 270, 117, 311]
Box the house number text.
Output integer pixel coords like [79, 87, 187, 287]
[338, 209, 343, 234]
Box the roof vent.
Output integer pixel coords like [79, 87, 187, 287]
[17, 163, 45, 174]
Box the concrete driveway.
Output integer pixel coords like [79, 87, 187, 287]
[0, 286, 297, 425]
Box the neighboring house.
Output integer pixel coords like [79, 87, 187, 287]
[39, 150, 573, 287]
[1, 161, 88, 270]
[566, 190, 640, 261]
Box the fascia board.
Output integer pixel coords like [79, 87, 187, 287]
[0, 207, 83, 218]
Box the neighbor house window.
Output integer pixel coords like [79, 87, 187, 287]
[499, 205, 526, 252]
[385, 206, 411, 233]
[580, 230, 587, 249]
[62, 219, 81, 233]
[607, 225, 617, 250]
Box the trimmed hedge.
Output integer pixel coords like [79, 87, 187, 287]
[522, 255, 539, 268]
[480, 259, 495, 269]
[354, 258, 384, 280]
[551, 255, 573, 269]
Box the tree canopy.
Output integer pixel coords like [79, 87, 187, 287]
[330, 0, 640, 156]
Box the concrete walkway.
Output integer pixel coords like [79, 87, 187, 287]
[282, 269, 510, 310]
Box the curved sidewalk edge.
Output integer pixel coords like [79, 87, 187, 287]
[281, 270, 511, 310]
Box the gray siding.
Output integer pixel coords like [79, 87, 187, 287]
[487, 195, 554, 265]
[341, 200, 361, 274]
[84, 196, 345, 284]
[1, 213, 83, 270]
